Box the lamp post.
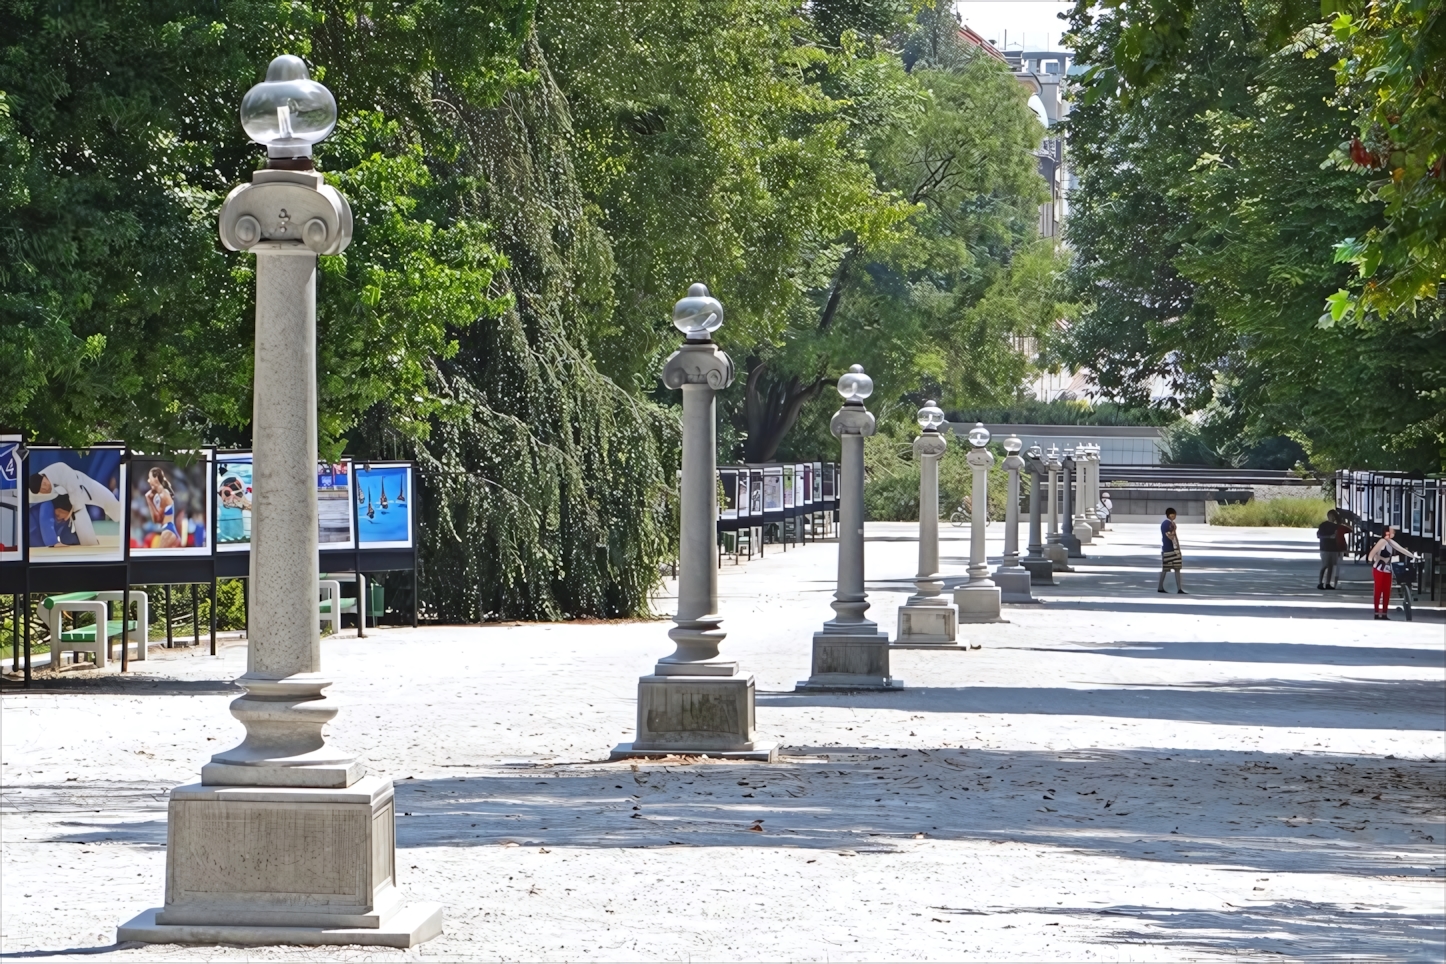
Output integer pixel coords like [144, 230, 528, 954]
[1084, 443, 1104, 536]
[120, 55, 440, 947]
[799, 366, 899, 688]
[1061, 445, 1085, 557]
[895, 401, 957, 646]
[618, 285, 774, 758]
[1021, 443, 1054, 584]
[1069, 444, 1093, 547]
[1044, 445, 1070, 571]
[953, 423, 1002, 622]
[993, 435, 1034, 603]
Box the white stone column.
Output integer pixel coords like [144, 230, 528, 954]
[895, 402, 957, 646]
[120, 55, 440, 949]
[1070, 445, 1093, 546]
[801, 366, 898, 688]
[954, 423, 1002, 622]
[1021, 444, 1054, 584]
[1088, 445, 1105, 534]
[623, 285, 773, 758]
[1043, 446, 1070, 571]
[993, 435, 1033, 603]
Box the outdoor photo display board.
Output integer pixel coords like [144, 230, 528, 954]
[763, 466, 783, 514]
[0, 435, 20, 563]
[26, 446, 126, 564]
[719, 468, 737, 520]
[812, 461, 822, 503]
[318, 461, 355, 550]
[783, 464, 794, 508]
[795, 463, 807, 506]
[356, 462, 414, 549]
[215, 453, 253, 552]
[129, 452, 212, 557]
[749, 468, 763, 516]
[736, 468, 751, 520]
[823, 462, 835, 501]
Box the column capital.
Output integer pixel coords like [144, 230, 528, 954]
[219, 168, 352, 255]
[830, 404, 877, 438]
[912, 431, 948, 458]
[662, 341, 734, 390]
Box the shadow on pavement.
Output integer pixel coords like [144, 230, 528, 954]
[1022, 640, 1446, 668]
[761, 678, 1444, 730]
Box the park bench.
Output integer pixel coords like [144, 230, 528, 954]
[42, 591, 149, 669]
[319, 574, 383, 635]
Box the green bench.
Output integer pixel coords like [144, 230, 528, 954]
[42, 591, 149, 668]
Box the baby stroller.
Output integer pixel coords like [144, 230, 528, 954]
[1392, 557, 1418, 622]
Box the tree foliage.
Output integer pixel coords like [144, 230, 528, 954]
[1062, 0, 1445, 470]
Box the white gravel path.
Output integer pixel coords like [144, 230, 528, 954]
[2, 522, 1442, 961]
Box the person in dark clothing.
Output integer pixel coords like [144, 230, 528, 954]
[1317, 510, 1341, 590]
[1158, 508, 1185, 593]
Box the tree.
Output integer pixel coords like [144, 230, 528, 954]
[1061, 0, 1446, 469]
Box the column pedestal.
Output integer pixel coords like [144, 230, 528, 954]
[119, 778, 441, 947]
[953, 582, 1003, 622]
[614, 675, 775, 760]
[895, 602, 959, 646]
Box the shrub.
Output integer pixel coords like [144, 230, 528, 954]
[1208, 497, 1335, 527]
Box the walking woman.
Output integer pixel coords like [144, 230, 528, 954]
[1367, 526, 1417, 620]
[1158, 507, 1185, 594]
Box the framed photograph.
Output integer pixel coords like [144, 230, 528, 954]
[129, 452, 212, 557]
[783, 464, 794, 508]
[215, 453, 253, 552]
[26, 446, 126, 564]
[795, 463, 807, 506]
[318, 461, 355, 550]
[719, 468, 737, 520]
[0, 436, 21, 563]
[823, 463, 836, 502]
[763, 466, 783, 513]
[736, 469, 751, 520]
[356, 462, 414, 549]
[812, 461, 822, 502]
[749, 468, 764, 515]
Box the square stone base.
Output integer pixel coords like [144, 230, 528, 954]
[611, 742, 778, 761]
[120, 776, 440, 946]
[799, 632, 898, 689]
[631, 674, 759, 753]
[954, 585, 1004, 623]
[896, 603, 957, 645]
[1073, 522, 1094, 546]
[993, 568, 1037, 604]
[118, 903, 442, 948]
[1022, 557, 1055, 585]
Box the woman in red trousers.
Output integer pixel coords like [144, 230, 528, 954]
[1367, 526, 1417, 620]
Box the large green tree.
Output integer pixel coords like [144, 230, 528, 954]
[1061, 0, 1445, 469]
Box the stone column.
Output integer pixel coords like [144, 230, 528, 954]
[800, 366, 899, 688]
[1070, 445, 1094, 546]
[993, 434, 1034, 603]
[953, 423, 1002, 623]
[1085, 444, 1105, 535]
[1061, 447, 1085, 557]
[622, 285, 773, 757]
[1043, 446, 1070, 571]
[120, 55, 440, 948]
[1021, 444, 1054, 584]
[895, 402, 957, 647]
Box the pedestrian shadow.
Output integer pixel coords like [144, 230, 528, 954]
[1022, 640, 1446, 668]
[761, 678, 1445, 730]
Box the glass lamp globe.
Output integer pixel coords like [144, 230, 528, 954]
[1003, 435, 1022, 455]
[672, 283, 724, 339]
[837, 364, 873, 403]
[966, 422, 991, 448]
[1027, 443, 1043, 459]
[240, 55, 337, 159]
[916, 400, 945, 432]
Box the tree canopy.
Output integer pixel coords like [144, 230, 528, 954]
[1061, 0, 1446, 470]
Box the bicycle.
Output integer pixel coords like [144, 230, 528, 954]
[1392, 558, 1418, 622]
[949, 496, 990, 528]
